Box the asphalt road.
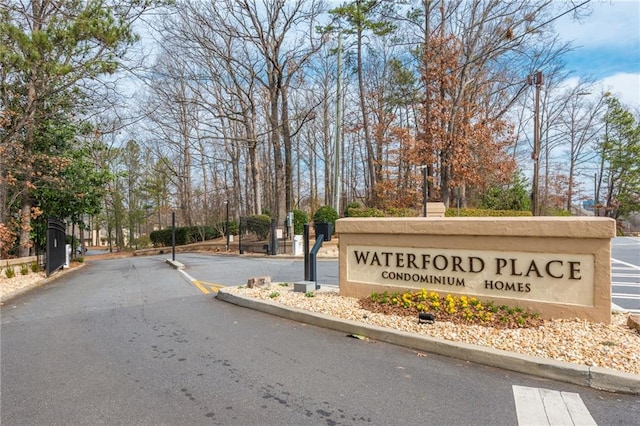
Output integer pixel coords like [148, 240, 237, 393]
[1, 254, 638, 425]
[611, 237, 640, 313]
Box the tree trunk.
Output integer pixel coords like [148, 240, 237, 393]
[269, 79, 285, 223]
[19, 68, 38, 257]
[281, 85, 294, 215]
[356, 25, 376, 205]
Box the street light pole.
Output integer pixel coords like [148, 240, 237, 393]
[225, 200, 230, 251]
[420, 165, 428, 217]
[171, 211, 176, 261]
[528, 71, 543, 216]
[594, 172, 598, 217]
[333, 33, 342, 215]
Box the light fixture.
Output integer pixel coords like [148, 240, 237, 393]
[418, 312, 435, 324]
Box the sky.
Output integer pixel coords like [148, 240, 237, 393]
[555, 0, 640, 108]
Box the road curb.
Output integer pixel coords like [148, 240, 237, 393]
[216, 287, 640, 395]
[165, 259, 185, 270]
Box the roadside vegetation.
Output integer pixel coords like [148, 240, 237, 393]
[360, 290, 543, 329]
[2, 1, 638, 258]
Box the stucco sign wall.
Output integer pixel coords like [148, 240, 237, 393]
[348, 246, 594, 307]
[336, 217, 616, 323]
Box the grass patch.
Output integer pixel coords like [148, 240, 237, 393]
[5, 266, 16, 279]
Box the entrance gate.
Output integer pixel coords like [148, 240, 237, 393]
[46, 217, 66, 276]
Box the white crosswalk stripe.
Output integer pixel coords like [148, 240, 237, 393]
[611, 258, 640, 270]
[611, 256, 640, 313]
[513, 386, 597, 426]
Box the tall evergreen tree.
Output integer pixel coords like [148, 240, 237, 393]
[599, 96, 640, 219]
[0, 0, 158, 256]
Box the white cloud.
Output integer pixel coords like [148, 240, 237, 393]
[553, 1, 640, 109]
[556, 0, 640, 48]
[557, 72, 639, 109]
[599, 72, 640, 108]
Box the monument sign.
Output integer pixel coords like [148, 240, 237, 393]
[336, 217, 616, 323]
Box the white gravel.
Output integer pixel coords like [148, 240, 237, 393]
[227, 283, 640, 376]
[0, 271, 47, 302]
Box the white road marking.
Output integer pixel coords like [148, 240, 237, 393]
[610, 257, 640, 312]
[611, 293, 640, 300]
[611, 258, 640, 270]
[513, 385, 597, 426]
[612, 281, 640, 286]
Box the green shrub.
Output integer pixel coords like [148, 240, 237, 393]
[344, 206, 419, 217]
[214, 221, 238, 239]
[292, 209, 309, 235]
[385, 207, 418, 217]
[245, 214, 272, 240]
[150, 225, 222, 247]
[546, 208, 572, 217]
[313, 206, 339, 237]
[445, 208, 532, 217]
[150, 228, 169, 246]
[228, 221, 239, 236]
[345, 207, 385, 217]
[313, 205, 339, 225]
[133, 235, 152, 249]
[344, 201, 361, 217]
[479, 171, 530, 211]
[5, 266, 15, 279]
[20, 264, 29, 275]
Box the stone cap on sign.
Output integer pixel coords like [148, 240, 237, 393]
[424, 202, 446, 217]
[335, 217, 616, 239]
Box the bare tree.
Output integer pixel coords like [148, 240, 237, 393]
[142, 48, 201, 226]
[557, 84, 606, 211]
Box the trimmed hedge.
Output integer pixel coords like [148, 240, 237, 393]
[345, 207, 385, 217]
[150, 225, 222, 247]
[385, 207, 418, 217]
[344, 206, 533, 218]
[244, 214, 271, 240]
[313, 205, 339, 224]
[345, 207, 417, 217]
[292, 209, 308, 235]
[445, 208, 532, 217]
[344, 201, 361, 217]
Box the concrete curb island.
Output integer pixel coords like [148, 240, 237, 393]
[216, 287, 640, 395]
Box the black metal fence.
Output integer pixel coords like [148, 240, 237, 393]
[237, 216, 290, 255]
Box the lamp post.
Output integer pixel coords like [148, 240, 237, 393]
[224, 200, 230, 251]
[419, 165, 428, 217]
[171, 211, 176, 261]
[333, 32, 343, 215]
[528, 71, 543, 216]
[594, 172, 598, 217]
